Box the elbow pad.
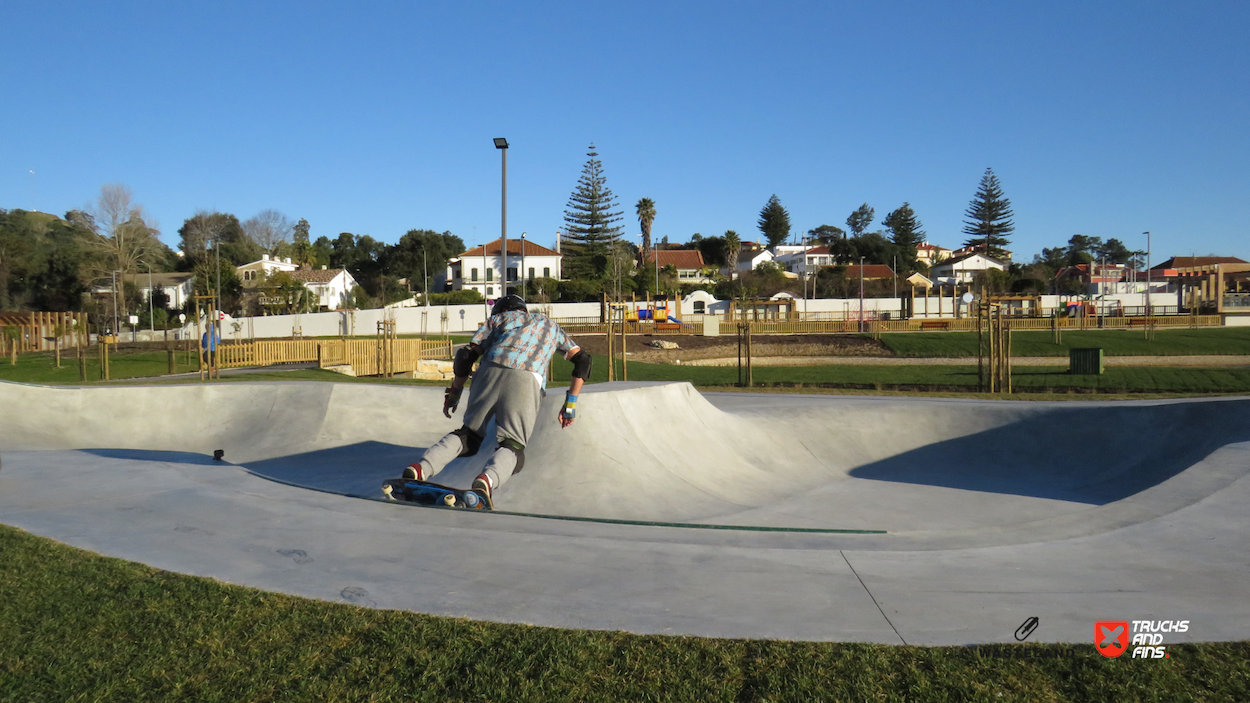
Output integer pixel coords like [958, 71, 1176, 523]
[569, 350, 593, 380]
[453, 344, 482, 377]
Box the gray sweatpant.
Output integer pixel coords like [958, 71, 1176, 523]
[419, 362, 543, 489]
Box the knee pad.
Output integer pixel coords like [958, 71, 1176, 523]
[451, 426, 484, 457]
[499, 437, 526, 475]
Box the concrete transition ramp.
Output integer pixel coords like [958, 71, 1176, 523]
[2, 379, 1249, 644]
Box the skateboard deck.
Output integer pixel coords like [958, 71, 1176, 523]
[382, 478, 492, 510]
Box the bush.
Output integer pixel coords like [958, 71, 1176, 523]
[428, 289, 483, 305]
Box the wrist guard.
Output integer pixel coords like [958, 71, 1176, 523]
[561, 392, 578, 420]
[444, 385, 463, 413]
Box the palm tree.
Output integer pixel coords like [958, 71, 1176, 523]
[635, 197, 656, 264]
[724, 230, 741, 279]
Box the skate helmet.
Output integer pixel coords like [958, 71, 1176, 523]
[491, 294, 527, 316]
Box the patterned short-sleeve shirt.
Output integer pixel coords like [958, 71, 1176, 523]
[471, 311, 579, 375]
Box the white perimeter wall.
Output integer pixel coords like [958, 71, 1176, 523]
[163, 290, 1193, 341]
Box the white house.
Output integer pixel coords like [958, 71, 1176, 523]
[930, 252, 1007, 284]
[289, 267, 359, 311]
[641, 249, 713, 283]
[446, 237, 563, 298]
[237, 254, 299, 286]
[735, 247, 775, 277]
[775, 246, 836, 275]
[915, 242, 953, 267]
[123, 272, 196, 310]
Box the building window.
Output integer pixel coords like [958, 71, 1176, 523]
[507, 267, 517, 282]
[693, 301, 706, 314]
[486, 286, 494, 297]
[543, 267, 550, 278]
[471, 268, 478, 282]
[528, 267, 535, 281]
[486, 268, 493, 282]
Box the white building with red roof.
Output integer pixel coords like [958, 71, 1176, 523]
[289, 267, 359, 311]
[445, 237, 563, 298]
[641, 249, 713, 283]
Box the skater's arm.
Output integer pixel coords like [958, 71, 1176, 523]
[560, 346, 590, 428]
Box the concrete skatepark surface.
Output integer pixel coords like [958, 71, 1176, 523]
[1, 379, 1248, 645]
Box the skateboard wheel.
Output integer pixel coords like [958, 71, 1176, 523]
[382, 484, 395, 500]
[463, 492, 480, 509]
[443, 493, 457, 507]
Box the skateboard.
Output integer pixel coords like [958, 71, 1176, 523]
[381, 478, 492, 510]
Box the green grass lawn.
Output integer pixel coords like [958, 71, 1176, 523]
[878, 327, 1250, 358]
[552, 356, 1250, 395]
[0, 349, 201, 384]
[1, 525, 1246, 703]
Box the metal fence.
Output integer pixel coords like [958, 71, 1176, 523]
[552, 314, 1224, 336]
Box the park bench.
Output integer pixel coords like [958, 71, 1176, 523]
[654, 322, 683, 332]
[919, 320, 950, 331]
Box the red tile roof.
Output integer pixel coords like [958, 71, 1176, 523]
[842, 264, 895, 279]
[461, 237, 561, 258]
[641, 249, 706, 269]
[1151, 256, 1247, 270]
[290, 268, 348, 284]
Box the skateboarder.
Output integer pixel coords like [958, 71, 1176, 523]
[404, 294, 592, 507]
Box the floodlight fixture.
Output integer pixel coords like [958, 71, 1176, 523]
[493, 138, 509, 149]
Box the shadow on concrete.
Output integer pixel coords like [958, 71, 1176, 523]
[81, 448, 221, 466]
[242, 441, 423, 497]
[848, 399, 1250, 504]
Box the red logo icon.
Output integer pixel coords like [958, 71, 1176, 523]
[1096, 621, 1129, 658]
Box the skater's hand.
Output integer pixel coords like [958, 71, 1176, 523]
[559, 392, 577, 428]
[443, 384, 463, 418]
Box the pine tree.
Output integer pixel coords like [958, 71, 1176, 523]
[962, 168, 1014, 257]
[846, 203, 875, 237]
[562, 145, 624, 280]
[885, 202, 925, 251]
[757, 195, 790, 250]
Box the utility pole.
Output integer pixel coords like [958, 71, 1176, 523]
[494, 137, 509, 295]
[858, 256, 865, 333]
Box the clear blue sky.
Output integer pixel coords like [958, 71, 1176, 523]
[3, 0, 1248, 263]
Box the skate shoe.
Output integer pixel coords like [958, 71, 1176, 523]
[403, 463, 425, 481]
[471, 473, 494, 510]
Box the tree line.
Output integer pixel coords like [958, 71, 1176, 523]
[0, 184, 467, 325]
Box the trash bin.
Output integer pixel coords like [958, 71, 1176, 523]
[1069, 348, 1104, 375]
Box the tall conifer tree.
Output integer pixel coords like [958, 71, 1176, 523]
[962, 168, 1015, 257]
[757, 194, 791, 250]
[562, 144, 624, 280]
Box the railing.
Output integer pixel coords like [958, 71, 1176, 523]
[217, 337, 453, 374]
[1225, 295, 1250, 309]
[555, 314, 1224, 336]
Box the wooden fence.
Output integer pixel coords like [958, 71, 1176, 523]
[216, 337, 453, 375]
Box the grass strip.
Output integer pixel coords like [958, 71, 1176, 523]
[1, 524, 1247, 702]
[877, 327, 1250, 358]
[554, 357, 1250, 394]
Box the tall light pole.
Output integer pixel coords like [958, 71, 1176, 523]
[520, 232, 527, 300]
[859, 256, 865, 333]
[1144, 230, 1152, 322]
[481, 244, 489, 322]
[493, 137, 509, 296]
[111, 270, 120, 335]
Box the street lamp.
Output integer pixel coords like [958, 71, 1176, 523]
[520, 232, 527, 300]
[859, 256, 865, 333]
[494, 137, 509, 295]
